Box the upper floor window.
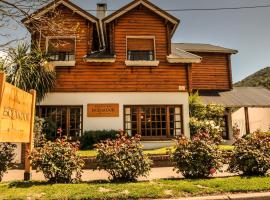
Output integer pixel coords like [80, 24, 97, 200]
[125, 36, 159, 67]
[127, 37, 155, 61]
[47, 37, 75, 62]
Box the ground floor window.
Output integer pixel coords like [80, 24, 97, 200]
[37, 106, 83, 139]
[124, 105, 183, 140]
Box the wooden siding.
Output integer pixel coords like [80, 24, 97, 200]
[54, 63, 187, 92]
[113, 7, 170, 62]
[191, 52, 232, 90]
[51, 5, 187, 92]
[30, 4, 232, 93]
[34, 5, 94, 63]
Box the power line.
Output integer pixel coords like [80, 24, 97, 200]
[83, 4, 270, 12]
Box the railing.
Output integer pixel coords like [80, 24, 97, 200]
[48, 52, 75, 61]
[127, 50, 154, 61]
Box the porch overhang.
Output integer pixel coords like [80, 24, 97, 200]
[200, 87, 270, 108]
[200, 87, 270, 135]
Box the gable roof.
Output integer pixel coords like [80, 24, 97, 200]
[172, 43, 238, 54]
[103, 0, 180, 36]
[22, 0, 99, 24]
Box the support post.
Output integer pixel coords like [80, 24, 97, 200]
[24, 89, 36, 181]
[244, 107, 250, 134]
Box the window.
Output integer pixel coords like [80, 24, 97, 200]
[37, 106, 83, 139]
[47, 38, 75, 61]
[124, 105, 183, 139]
[126, 37, 155, 61]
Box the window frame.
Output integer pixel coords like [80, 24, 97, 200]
[37, 105, 83, 138]
[125, 36, 159, 66]
[123, 105, 184, 141]
[45, 36, 77, 66]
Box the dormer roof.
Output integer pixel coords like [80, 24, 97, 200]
[22, 0, 99, 24]
[103, 0, 180, 36]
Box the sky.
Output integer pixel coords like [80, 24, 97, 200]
[2, 0, 270, 82]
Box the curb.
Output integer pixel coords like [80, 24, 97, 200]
[155, 192, 270, 200]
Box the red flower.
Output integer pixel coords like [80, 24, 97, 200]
[210, 168, 216, 175]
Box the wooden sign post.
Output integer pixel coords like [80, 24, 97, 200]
[0, 72, 36, 181]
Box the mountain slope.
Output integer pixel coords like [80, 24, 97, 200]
[234, 67, 270, 90]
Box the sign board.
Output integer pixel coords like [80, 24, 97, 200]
[87, 104, 119, 117]
[0, 73, 36, 143]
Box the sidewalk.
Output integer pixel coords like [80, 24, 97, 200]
[158, 192, 270, 200]
[3, 167, 235, 182]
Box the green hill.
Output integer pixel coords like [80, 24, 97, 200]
[234, 67, 270, 89]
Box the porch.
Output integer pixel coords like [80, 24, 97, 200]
[200, 87, 270, 143]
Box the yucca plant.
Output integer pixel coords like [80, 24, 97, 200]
[3, 43, 56, 103]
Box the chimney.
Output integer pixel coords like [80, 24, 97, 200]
[97, 3, 107, 19]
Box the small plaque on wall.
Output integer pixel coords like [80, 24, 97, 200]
[87, 104, 119, 117]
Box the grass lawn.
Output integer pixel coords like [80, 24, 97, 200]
[1, 176, 270, 199]
[78, 145, 233, 157]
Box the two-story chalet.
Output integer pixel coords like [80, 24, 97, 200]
[22, 0, 238, 142]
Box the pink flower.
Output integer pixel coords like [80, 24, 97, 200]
[210, 168, 216, 175]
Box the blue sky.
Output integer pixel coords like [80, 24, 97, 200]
[2, 0, 270, 82]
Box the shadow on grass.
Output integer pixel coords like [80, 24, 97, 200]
[8, 181, 51, 188]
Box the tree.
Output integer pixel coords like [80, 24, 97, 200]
[0, 0, 71, 50]
[2, 42, 56, 102]
[189, 92, 225, 143]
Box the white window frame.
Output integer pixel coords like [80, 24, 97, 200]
[125, 36, 159, 67]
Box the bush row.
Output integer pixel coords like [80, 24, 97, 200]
[1, 131, 269, 183]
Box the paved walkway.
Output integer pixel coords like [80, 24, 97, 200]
[3, 167, 235, 182]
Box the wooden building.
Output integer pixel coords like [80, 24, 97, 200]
[22, 0, 237, 143]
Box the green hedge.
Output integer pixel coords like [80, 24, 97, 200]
[80, 130, 119, 150]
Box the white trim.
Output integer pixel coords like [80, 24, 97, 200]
[103, 0, 178, 25]
[167, 56, 201, 64]
[125, 60, 160, 67]
[49, 61, 76, 67]
[126, 35, 157, 61]
[84, 57, 116, 63]
[175, 48, 202, 59]
[23, 0, 97, 24]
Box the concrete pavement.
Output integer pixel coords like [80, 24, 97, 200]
[3, 167, 235, 182]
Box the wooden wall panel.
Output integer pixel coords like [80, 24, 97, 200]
[48, 5, 188, 92]
[191, 52, 231, 90]
[36, 5, 93, 63]
[31, 4, 231, 93]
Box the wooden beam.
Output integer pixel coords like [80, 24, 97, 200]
[244, 107, 250, 134]
[227, 55, 233, 90]
[186, 63, 193, 92]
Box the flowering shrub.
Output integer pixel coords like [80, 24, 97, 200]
[229, 132, 270, 176]
[95, 132, 152, 182]
[172, 133, 223, 178]
[0, 143, 16, 182]
[189, 93, 225, 143]
[189, 117, 223, 144]
[30, 137, 84, 183]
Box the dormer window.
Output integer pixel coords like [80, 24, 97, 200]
[125, 36, 159, 67]
[46, 37, 76, 67]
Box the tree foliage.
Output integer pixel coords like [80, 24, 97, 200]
[235, 67, 270, 90]
[189, 92, 225, 143]
[1, 42, 56, 102]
